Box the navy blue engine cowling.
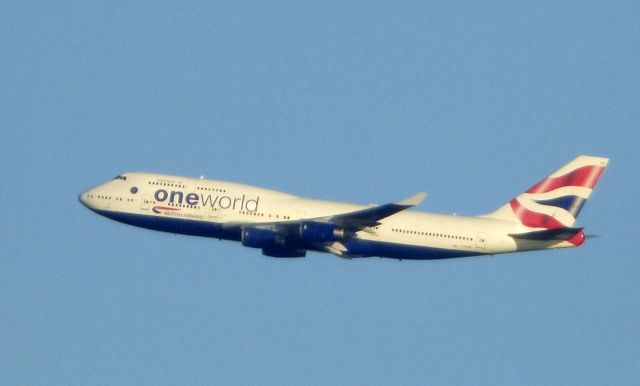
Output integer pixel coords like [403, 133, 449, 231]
[241, 227, 284, 249]
[299, 221, 347, 243]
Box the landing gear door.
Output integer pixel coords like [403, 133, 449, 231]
[476, 232, 487, 249]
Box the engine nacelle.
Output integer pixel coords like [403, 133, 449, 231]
[241, 227, 284, 249]
[299, 221, 349, 243]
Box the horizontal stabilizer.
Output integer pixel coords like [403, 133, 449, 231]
[509, 227, 583, 241]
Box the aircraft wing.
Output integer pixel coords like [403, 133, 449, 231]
[224, 192, 427, 232]
[322, 192, 427, 230]
[225, 192, 427, 258]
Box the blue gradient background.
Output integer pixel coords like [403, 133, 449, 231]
[1, 2, 638, 385]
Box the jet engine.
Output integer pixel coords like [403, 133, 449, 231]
[298, 221, 351, 243]
[241, 227, 284, 249]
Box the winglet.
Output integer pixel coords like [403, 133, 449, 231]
[398, 192, 428, 206]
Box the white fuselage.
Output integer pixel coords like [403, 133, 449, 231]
[79, 172, 574, 260]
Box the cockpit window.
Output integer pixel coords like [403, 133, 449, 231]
[114, 175, 127, 181]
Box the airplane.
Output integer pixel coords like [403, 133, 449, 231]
[79, 155, 608, 260]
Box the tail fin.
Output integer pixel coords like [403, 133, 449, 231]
[486, 155, 609, 229]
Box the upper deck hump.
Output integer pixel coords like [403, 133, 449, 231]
[122, 172, 299, 200]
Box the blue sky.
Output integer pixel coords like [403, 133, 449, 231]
[1, 1, 638, 385]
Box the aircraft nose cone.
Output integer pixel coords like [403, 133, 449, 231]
[78, 190, 90, 208]
[78, 192, 86, 206]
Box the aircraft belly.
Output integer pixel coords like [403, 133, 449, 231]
[345, 238, 483, 260]
[93, 209, 237, 240]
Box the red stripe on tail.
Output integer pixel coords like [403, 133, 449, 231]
[509, 199, 565, 229]
[526, 165, 605, 194]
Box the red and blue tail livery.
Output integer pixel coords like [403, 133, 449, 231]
[488, 156, 608, 227]
[80, 155, 609, 260]
[487, 155, 608, 249]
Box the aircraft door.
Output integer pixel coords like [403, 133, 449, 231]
[141, 194, 151, 210]
[476, 232, 487, 249]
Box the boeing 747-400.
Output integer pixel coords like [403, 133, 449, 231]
[79, 155, 608, 260]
